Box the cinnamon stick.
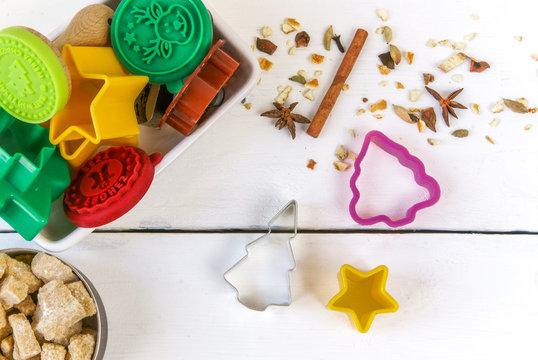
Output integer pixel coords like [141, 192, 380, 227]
[307, 29, 368, 138]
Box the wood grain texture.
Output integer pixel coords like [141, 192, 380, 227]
[0, 0, 537, 233]
[2, 233, 538, 359]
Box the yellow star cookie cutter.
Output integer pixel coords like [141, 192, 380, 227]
[49, 45, 148, 168]
[328, 264, 398, 333]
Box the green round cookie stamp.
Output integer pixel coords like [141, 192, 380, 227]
[0, 27, 70, 124]
[111, 0, 213, 93]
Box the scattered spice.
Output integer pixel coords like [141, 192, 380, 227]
[438, 39, 452, 47]
[251, 44, 256, 52]
[378, 52, 395, 69]
[260, 102, 311, 139]
[244, 103, 252, 110]
[286, 39, 293, 46]
[372, 114, 384, 119]
[362, 97, 368, 103]
[485, 135, 495, 144]
[282, 23, 294, 34]
[285, 18, 301, 31]
[524, 124, 532, 131]
[491, 101, 504, 113]
[303, 89, 315, 101]
[383, 26, 392, 43]
[470, 59, 490, 73]
[409, 89, 422, 102]
[393, 105, 416, 124]
[514, 35, 523, 42]
[259, 58, 274, 71]
[288, 46, 296, 55]
[275, 85, 292, 104]
[453, 42, 467, 51]
[471, 104, 480, 114]
[452, 129, 469, 138]
[377, 65, 391, 75]
[421, 107, 437, 132]
[261, 26, 272, 38]
[349, 129, 356, 138]
[335, 145, 348, 161]
[298, 70, 308, 79]
[490, 118, 500, 127]
[256, 38, 277, 55]
[324, 26, 333, 51]
[532, 54, 538, 61]
[417, 120, 425, 133]
[289, 75, 306, 85]
[405, 51, 414, 64]
[347, 151, 358, 161]
[438, 52, 467, 72]
[504, 98, 528, 113]
[529, 108, 537, 114]
[356, 108, 366, 116]
[342, 83, 350, 91]
[375, 27, 385, 35]
[378, 80, 388, 87]
[451, 74, 464, 83]
[314, 70, 323, 77]
[306, 79, 319, 89]
[389, 45, 402, 65]
[334, 161, 351, 172]
[295, 31, 310, 48]
[311, 54, 325, 64]
[307, 159, 317, 170]
[332, 34, 346, 53]
[428, 138, 441, 146]
[464, 32, 477, 41]
[370, 99, 387, 112]
[377, 9, 389, 21]
[426, 39, 438, 48]
[425, 86, 468, 126]
[423, 73, 435, 85]
[396, 82, 405, 89]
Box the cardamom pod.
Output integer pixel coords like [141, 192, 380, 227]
[324, 26, 333, 51]
[503, 98, 528, 114]
[383, 26, 392, 43]
[389, 44, 402, 65]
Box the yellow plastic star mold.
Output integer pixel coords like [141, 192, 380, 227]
[328, 264, 398, 333]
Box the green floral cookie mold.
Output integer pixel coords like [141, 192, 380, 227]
[0, 27, 70, 124]
[111, 0, 213, 93]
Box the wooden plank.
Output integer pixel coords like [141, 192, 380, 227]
[2, 232, 537, 359]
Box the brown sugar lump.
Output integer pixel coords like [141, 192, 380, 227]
[51, 321, 82, 347]
[0, 256, 6, 279]
[0, 306, 11, 341]
[0, 335, 13, 359]
[41, 343, 67, 360]
[8, 314, 40, 360]
[67, 334, 95, 360]
[0, 277, 28, 309]
[33, 281, 85, 344]
[31, 254, 77, 284]
[13, 297, 35, 318]
[0, 353, 7, 360]
[65, 283, 95, 318]
[0, 255, 41, 294]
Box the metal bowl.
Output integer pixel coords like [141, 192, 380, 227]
[1, 249, 107, 360]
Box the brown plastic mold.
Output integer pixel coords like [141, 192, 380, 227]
[159, 40, 240, 135]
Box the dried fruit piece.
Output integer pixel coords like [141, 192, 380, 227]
[370, 99, 387, 112]
[471, 104, 480, 114]
[282, 23, 294, 34]
[524, 124, 532, 131]
[372, 114, 384, 119]
[244, 103, 252, 110]
[295, 31, 310, 47]
[451, 74, 464, 83]
[376, 27, 385, 35]
[470, 59, 490, 73]
[491, 101, 504, 113]
[383, 26, 392, 43]
[314, 70, 323, 77]
[438, 52, 467, 72]
[286, 39, 293, 46]
[405, 51, 414, 64]
[438, 39, 453, 47]
[428, 138, 441, 146]
[256, 38, 277, 55]
[307, 159, 317, 170]
[421, 107, 437, 132]
[377, 65, 391, 75]
[409, 89, 422, 102]
[275, 86, 292, 104]
[503, 98, 528, 113]
[285, 18, 301, 31]
[334, 161, 351, 172]
[259, 58, 274, 71]
[356, 108, 366, 116]
[396, 82, 405, 89]
[417, 120, 426, 133]
[349, 129, 356, 138]
[347, 151, 358, 161]
[341, 84, 350, 91]
[485, 136, 495, 144]
[426, 39, 438, 48]
[303, 89, 315, 101]
[490, 118, 500, 127]
[261, 26, 272, 38]
[377, 9, 389, 21]
[514, 35, 523, 42]
[453, 42, 467, 51]
[392, 105, 416, 124]
[362, 98, 368, 103]
[378, 80, 388, 87]
[464, 32, 477, 41]
[288, 46, 296, 55]
[423, 73, 435, 85]
[311, 54, 325, 64]
[289, 75, 306, 85]
[532, 54, 538, 61]
[305, 79, 319, 89]
[324, 26, 333, 51]
[389, 45, 402, 64]
[452, 129, 469, 138]
[335, 145, 348, 161]
[378, 52, 395, 69]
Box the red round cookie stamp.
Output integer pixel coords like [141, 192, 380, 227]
[64, 146, 162, 228]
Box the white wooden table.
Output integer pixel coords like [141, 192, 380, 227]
[1, 0, 538, 359]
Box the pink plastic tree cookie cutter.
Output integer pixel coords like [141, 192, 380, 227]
[349, 131, 441, 227]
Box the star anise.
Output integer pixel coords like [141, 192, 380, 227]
[425, 86, 468, 127]
[260, 102, 311, 139]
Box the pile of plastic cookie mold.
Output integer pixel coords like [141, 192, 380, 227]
[0, 0, 260, 252]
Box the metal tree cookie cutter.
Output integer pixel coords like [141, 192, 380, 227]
[49, 45, 148, 168]
[224, 200, 298, 311]
[349, 131, 441, 227]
